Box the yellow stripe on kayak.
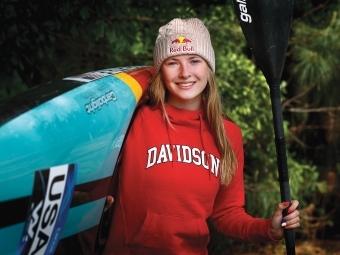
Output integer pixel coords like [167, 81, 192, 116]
[114, 72, 143, 103]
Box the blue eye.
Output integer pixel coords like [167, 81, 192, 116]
[166, 61, 177, 66]
[191, 59, 201, 64]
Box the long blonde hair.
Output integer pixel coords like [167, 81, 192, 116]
[137, 69, 238, 186]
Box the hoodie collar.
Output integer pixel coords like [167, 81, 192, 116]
[164, 104, 205, 129]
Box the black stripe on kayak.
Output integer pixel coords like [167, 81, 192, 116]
[0, 176, 112, 229]
[53, 212, 112, 255]
[0, 196, 30, 229]
[0, 66, 143, 126]
[0, 79, 84, 126]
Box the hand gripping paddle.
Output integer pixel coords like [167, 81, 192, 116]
[232, 1, 295, 254]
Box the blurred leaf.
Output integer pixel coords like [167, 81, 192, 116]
[80, 7, 89, 20]
[70, 22, 78, 37]
[94, 20, 105, 39]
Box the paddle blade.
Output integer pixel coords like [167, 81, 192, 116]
[232, 0, 294, 84]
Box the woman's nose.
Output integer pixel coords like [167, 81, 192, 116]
[179, 64, 191, 78]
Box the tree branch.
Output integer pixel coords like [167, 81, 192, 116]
[285, 106, 340, 113]
[292, 0, 331, 24]
[288, 132, 325, 149]
[282, 66, 340, 110]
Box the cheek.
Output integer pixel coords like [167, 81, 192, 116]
[162, 72, 177, 90]
[161, 70, 172, 86]
[162, 76, 171, 91]
[199, 75, 208, 87]
[197, 67, 209, 81]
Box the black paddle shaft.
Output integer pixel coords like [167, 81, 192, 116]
[232, 1, 295, 254]
[270, 81, 296, 255]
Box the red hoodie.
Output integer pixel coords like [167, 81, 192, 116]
[103, 104, 277, 255]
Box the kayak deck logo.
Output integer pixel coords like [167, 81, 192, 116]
[169, 36, 194, 54]
[17, 164, 77, 255]
[85, 90, 117, 114]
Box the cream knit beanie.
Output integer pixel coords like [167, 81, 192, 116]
[153, 18, 215, 74]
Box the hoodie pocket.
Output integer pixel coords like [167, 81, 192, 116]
[128, 212, 209, 254]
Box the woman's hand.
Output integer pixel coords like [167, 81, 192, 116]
[104, 195, 114, 212]
[269, 200, 300, 240]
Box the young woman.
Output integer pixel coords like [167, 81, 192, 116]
[103, 18, 300, 255]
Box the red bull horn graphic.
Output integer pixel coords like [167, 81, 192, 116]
[169, 36, 194, 54]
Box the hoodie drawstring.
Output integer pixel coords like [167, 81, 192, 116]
[165, 118, 175, 167]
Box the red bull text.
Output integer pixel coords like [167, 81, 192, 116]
[169, 36, 194, 54]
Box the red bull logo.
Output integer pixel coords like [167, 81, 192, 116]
[169, 36, 194, 54]
[171, 36, 192, 44]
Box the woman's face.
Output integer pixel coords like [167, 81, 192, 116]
[161, 54, 209, 110]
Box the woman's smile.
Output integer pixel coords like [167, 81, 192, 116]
[176, 81, 195, 88]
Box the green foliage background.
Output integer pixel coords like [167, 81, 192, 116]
[1, 0, 340, 252]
